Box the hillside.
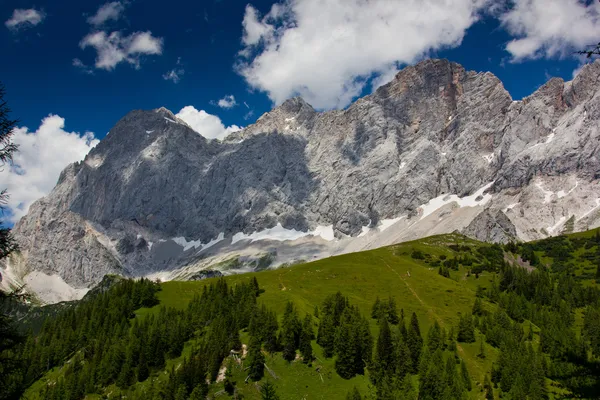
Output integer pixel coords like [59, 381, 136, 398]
[9, 229, 600, 400]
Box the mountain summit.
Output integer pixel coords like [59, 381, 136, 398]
[5, 59, 600, 303]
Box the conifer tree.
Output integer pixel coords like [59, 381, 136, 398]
[472, 297, 483, 316]
[280, 302, 301, 362]
[419, 349, 445, 400]
[460, 360, 471, 391]
[406, 312, 423, 372]
[427, 321, 443, 351]
[299, 315, 313, 363]
[346, 386, 362, 400]
[372, 318, 394, 384]
[394, 327, 412, 380]
[247, 335, 265, 381]
[335, 308, 358, 379]
[457, 314, 476, 343]
[260, 381, 280, 400]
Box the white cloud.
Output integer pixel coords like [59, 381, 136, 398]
[163, 69, 184, 83]
[370, 65, 400, 92]
[72, 58, 94, 74]
[0, 115, 98, 223]
[237, 0, 490, 109]
[87, 2, 125, 26]
[500, 0, 600, 61]
[176, 106, 241, 140]
[80, 30, 163, 70]
[216, 95, 237, 109]
[5, 8, 45, 31]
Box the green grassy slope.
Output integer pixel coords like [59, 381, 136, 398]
[133, 233, 498, 399]
[27, 228, 600, 400]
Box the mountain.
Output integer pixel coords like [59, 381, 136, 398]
[4, 58, 600, 303]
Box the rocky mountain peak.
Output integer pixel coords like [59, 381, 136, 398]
[6, 59, 600, 304]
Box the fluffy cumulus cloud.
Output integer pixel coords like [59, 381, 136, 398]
[80, 30, 163, 70]
[237, 0, 490, 109]
[0, 115, 98, 223]
[87, 2, 125, 26]
[501, 0, 600, 61]
[176, 106, 241, 140]
[5, 8, 45, 31]
[216, 95, 237, 109]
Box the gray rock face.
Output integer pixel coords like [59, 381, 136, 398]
[9, 59, 600, 297]
[462, 210, 517, 244]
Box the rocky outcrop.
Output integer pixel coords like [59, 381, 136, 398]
[7, 59, 600, 301]
[462, 210, 517, 244]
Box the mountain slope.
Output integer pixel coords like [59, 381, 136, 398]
[5, 59, 600, 302]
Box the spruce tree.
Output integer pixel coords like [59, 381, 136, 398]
[457, 314, 476, 343]
[419, 349, 445, 400]
[395, 328, 412, 380]
[247, 335, 265, 381]
[406, 312, 423, 372]
[346, 386, 362, 400]
[260, 381, 280, 400]
[427, 321, 443, 351]
[335, 308, 358, 379]
[373, 318, 394, 383]
[0, 83, 22, 400]
[460, 360, 471, 391]
[280, 302, 301, 362]
[299, 315, 314, 363]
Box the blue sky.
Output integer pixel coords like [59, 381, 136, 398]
[0, 0, 598, 221]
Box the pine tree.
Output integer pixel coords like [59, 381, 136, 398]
[419, 349, 445, 400]
[299, 315, 313, 363]
[427, 321, 443, 351]
[371, 297, 382, 320]
[280, 302, 301, 362]
[174, 384, 187, 400]
[189, 384, 207, 400]
[260, 381, 280, 400]
[394, 328, 412, 380]
[387, 297, 400, 325]
[472, 297, 483, 316]
[372, 318, 394, 383]
[457, 314, 476, 343]
[335, 308, 358, 379]
[460, 360, 472, 391]
[406, 312, 423, 372]
[247, 335, 265, 381]
[0, 83, 22, 400]
[346, 386, 362, 400]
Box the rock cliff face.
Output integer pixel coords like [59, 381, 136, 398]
[6, 59, 600, 302]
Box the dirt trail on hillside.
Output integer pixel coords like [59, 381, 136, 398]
[378, 257, 486, 379]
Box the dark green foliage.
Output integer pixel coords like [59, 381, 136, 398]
[457, 314, 476, 343]
[334, 305, 372, 379]
[406, 312, 422, 372]
[472, 297, 483, 316]
[370, 296, 399, 324]
[299, 314, 313, 363]
[317, 292, 348, 357]
[280, 302, 301, 362]
[346, 386, 362, 400]
[460, 360, 471, 391]
[411, 249, 425, 260]
[426, 321, 445, 352]
[438, 265, 451, 278]
[247, 335, 265, 381]
[260, 381, 280, 400]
